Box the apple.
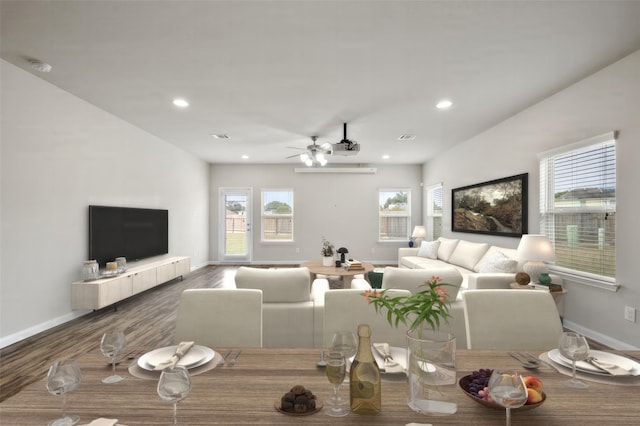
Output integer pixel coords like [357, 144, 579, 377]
[523, 375, 543, 392]
[526, 387, 543, 405]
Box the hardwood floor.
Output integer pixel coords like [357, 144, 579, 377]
[0, 265, 235, 402]
[0, 265, 609, 402]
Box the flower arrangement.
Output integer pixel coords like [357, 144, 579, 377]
[363, 276, 452, 333]
[321, 237, 334, 257]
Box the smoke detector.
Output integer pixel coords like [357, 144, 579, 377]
[29, 60, 52, 73]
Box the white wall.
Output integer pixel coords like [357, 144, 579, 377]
[0, 60, 210, 347]
[209, 164, 423, 264]
[423, 50, 640, 349]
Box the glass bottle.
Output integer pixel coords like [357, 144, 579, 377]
[349, 324, 381, 414]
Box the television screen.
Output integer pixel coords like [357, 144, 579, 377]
[89, 205, 168, 267]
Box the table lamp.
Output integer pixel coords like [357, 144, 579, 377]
[516, 234, 555, 283]
[411, 226, 427, 247]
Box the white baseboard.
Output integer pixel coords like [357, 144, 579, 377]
[563, 319, 639, 350]
[0, 310, 90, 349]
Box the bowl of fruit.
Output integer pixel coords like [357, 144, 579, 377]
[459, 369, 546, 411]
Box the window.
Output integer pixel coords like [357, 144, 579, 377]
[261, 189, 294, 241]
[539, 132, 616, 283]
[426, 183, 443, 240]
[379, 189, 411, 241]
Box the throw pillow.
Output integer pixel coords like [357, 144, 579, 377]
[479, 250, 518, 273]
[417, 240, 440, 259]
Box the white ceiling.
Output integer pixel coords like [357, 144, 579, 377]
[2, 1, 640, 165]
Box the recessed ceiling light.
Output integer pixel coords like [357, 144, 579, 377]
[241, 155, 249, 160]
[436, 100, 453, 109]
[382, 155, 390, 160]
[211, 134, 230, 139]
[29, 60, 52, 73]
[172, 98, 189, 108]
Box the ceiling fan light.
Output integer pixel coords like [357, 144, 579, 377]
[315, 152, 325, 161]
[305, 158, 313, 167]
[319, 158, 328, 166]
[300, 153, 309, 162]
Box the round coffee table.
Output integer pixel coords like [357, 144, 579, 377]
[300, 260, 375, 288]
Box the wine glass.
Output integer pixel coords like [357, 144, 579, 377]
[488, 370, 527, 426]
[558, 331, 590, 388]
[325, 351, 350, 417]
[46, 359, 81, 426]
[100, 329, 126, 383]
[157, 365, 192, 426]
[330, 330, 358, 360]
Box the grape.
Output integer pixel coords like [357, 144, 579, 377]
[467, 369, 493, 400]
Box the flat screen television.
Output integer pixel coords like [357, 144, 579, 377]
[89, 205, 169, 268]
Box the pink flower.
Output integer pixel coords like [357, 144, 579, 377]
[434, 286, 448, 302]
[362, 289, 383, 303]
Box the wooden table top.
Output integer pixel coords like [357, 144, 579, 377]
[2, 347, 640, 425]
[300, 260, 374, 277]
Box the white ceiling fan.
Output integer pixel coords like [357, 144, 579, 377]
[286, 136, 333, 167]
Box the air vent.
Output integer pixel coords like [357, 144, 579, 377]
[398, 134, 416, 141]
[211, 134, 230, 139]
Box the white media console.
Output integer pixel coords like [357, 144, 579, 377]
[71, 256, 190, 310]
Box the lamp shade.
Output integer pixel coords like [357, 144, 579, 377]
[517, 234, 555, 262]
[411, 226, 427, 239]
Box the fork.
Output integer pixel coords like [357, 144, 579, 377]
[227, 350, 241, 367]
[218, 349, 232, 366]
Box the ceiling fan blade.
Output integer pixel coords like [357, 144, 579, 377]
[285, 153, 304, 159]
[286, 146, 306, 150]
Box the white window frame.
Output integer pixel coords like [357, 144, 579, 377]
[538, 132, 617, 290]
[261, 189, 294, 242]
[378, 188, 412, 242]
[426, 183, 443, 240]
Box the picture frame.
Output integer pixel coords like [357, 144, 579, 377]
[451, 173, 528, 237]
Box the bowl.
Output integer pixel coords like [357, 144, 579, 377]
[458, 375, 546, 411]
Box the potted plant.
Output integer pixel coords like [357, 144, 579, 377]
[321, 237, 334, 266]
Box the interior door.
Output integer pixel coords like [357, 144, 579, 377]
[219, 188, 252, 263]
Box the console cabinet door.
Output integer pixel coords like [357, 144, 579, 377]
[132, 269, 158, 294]
[99, 275, 133, 308]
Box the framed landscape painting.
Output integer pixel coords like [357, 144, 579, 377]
[451, 173, 528, 237]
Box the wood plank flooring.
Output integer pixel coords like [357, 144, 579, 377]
[0, 265, 609, 402]
[0, 265, 237, 402]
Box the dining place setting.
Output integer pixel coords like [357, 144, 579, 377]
[43, 329, 244, 426]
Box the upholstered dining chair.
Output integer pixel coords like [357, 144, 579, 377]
[462, 289, 563, 350]
[174, 288, 263, 347]
[323, 288, 412, 348]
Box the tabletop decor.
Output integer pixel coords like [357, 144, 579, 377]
[364, 276, 457, 415]
[321, 237, 334, 266]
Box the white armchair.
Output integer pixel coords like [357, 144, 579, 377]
[234, 266, 328, 348]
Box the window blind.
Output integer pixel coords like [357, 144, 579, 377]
[539, 133, 616, 280]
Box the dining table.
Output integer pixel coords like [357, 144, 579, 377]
[1, 347, 639, 425]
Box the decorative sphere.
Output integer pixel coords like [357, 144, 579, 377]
[515, 272, 531, 285]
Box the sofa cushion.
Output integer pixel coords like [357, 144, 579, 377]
[474, 246, 520, 272]
[478, 250, 518, 273]
[381, 266, 462, 303]
[448, 240, 490, 271]
[234, 266, 311, 302]
[437, 237, 460, 262]
[417, 240, 440, 259]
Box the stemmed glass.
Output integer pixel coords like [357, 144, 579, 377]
[46, 359, 81, 426]
[325, 351, 350, 417]
[157, 365, 192, 426]
[558, 331, 590, 388]
[488, 370, 527, 426]
[100, 330, 126, 383]
[330, 331, 358, 361]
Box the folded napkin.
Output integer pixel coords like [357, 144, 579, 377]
[373, 343, 404, 373]
[88, 419, 118, 426]
[153, 341, 194, 371]
[588, 358, 631, 376]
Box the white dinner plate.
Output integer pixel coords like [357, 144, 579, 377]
[548, 349, 640, 376]
[138, 345, 215, 371]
